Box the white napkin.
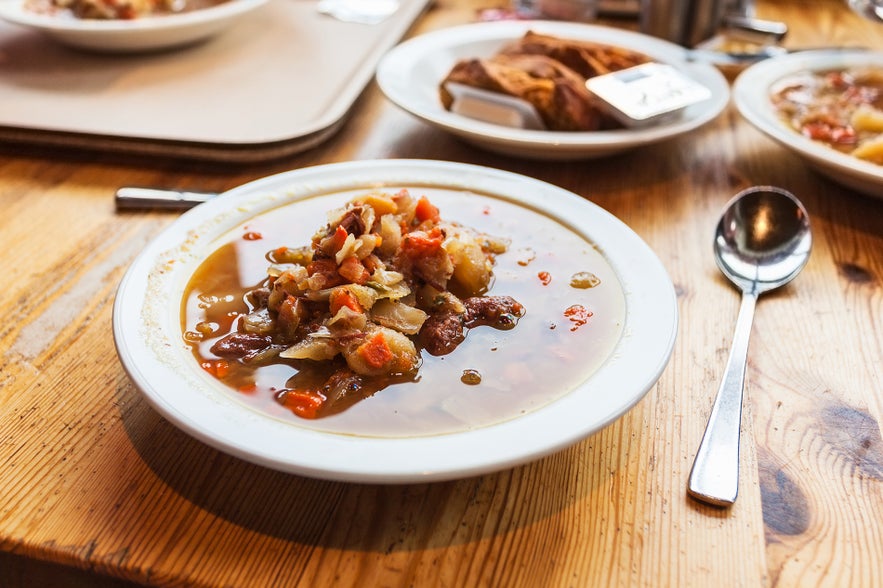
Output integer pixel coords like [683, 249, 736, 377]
[317, 0, 400, 24]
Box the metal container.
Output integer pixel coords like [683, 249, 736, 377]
[639, 0, 756, 47]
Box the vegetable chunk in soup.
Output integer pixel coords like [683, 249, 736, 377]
[771, 67, 883, 164]
[182, 187, 625, 438]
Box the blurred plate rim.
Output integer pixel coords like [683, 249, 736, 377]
[0, 0, 269, 51]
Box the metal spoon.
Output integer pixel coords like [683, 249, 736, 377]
[848, 0, 883, 23]
[687, 186, 812, 507]
[115, 186, 217, 210]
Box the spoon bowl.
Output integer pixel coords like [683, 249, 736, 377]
[714, 187, 812, 294]
[688, 186, 811, 507]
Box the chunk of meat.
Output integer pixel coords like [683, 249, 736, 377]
[419, 295, 524, 356]
[338, 206, 367, 236]
[210, 333, 273, 360]
[419, 311, 466, 356]
[463, 295, 525, 330]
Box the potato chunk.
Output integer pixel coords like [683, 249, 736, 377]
[342, 326, 418, 376]
[445, 231, 492, 295]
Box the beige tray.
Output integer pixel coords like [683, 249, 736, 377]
[0, 0, 430, 162]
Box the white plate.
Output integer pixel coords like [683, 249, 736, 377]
[734, 50, 883, 200]
[375, 21, 730, 160]
[113, 159, 678, 483]
[0, 0, 267, 52]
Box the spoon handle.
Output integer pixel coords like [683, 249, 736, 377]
[687, 290, 757, 507]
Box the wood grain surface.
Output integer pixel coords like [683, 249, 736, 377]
[1, 0, 881, 586]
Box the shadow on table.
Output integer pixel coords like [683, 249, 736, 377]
[115, 376, 622, 553]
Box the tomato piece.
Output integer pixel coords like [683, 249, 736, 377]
[802, 121, 857, 145]
[564, 304, 593, 331]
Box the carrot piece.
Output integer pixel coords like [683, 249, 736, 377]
[332, 225, 349, 251]
[214, 359, 230, 378]
[200, 359, 230, 378]
[401, 227, 445, 256]
[358, 332, 394, 369]
[338, 256, 370, 284]
[329, 287, 363, 314]
[414, 195, 440, 223]
[281, 390, 325, 419]
[238, 383, 257, 395]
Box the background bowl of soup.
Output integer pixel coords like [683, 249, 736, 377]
[734, 49, 883, 200]
[0, 0, 268, 52]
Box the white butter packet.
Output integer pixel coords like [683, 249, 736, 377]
[444, 82, 546, 130]
[586, 62, 712, 128]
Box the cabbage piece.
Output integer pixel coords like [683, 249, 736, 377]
[378, 214, 402, 257]
[279, 336, 339, 361]
[367, 268, 411, 301]
[335, 232, 359, 264]
[271, 246, 312, 266]
[327, 305, 368, 332]
[358, 205, 376, 237]
[240, 308, 274, 335]
[371, 299, 428, 335]
[419, 286, 465, 314]
[268, 266, 310, 310]
[481, 234, 510, 255]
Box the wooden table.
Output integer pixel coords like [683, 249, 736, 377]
[2, 1, 882, 586]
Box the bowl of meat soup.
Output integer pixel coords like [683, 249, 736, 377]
[734, 49, 883, 199]
[113, 160, 678, 482]
[0, 0, 268, 51]
[180, 187, 626, 437]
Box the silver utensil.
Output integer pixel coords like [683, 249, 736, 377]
[687, 186, 812, 507]
[115, 187, 217, 210]
[687, 44, 870, 67]
[848, 0, 883, 22]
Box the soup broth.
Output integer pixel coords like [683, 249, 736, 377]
[182, 187, 626, 438]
